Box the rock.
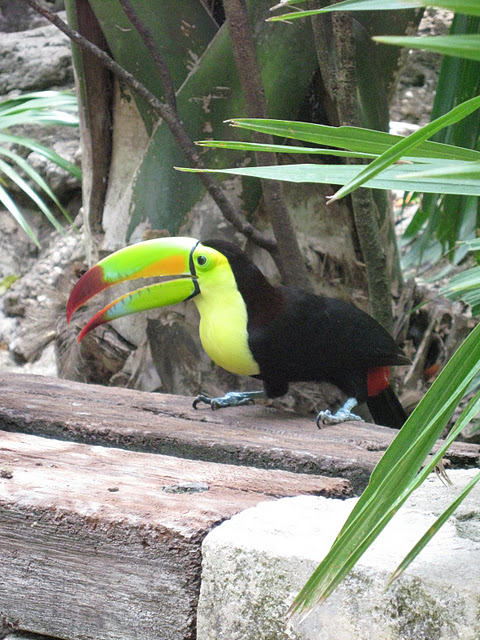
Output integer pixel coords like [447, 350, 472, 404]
[198, 469, 480, 640]
[0, 0, 62, 33]
[25, 134, 81, 199]
[1, 229, 83, 373]
[0, 13, 73, 93]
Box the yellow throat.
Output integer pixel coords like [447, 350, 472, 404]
[192, 251, 260, 377]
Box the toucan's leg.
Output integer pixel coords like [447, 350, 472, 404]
[316, 397, 364, 429]
[193, 390, 267, 410]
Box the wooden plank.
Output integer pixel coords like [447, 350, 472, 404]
[0, 430, 349, 640]
[0, 373, 478, 493]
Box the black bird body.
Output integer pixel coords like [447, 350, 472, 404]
[203, 239, 409, 427]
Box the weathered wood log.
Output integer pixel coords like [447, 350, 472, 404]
[0, 373, 478, 492]
[0, 430, 349, 640]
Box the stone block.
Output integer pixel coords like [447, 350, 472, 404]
[198, 469, 480, 640]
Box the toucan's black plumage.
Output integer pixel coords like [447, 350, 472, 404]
[202, 239, 410, 429]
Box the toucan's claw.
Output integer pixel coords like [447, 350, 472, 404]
[316, 409, 364, 429]
[193, 390, 266, 411]
[192, 394, 216, 410]
[316, 397, 363, 429]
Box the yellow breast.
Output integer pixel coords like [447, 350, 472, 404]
[193, 275, 260, 377]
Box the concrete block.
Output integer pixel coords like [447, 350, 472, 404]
[198, 469, 480, 640]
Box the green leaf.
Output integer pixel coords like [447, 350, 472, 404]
[196, 139, 378, 159]
[86, 0, 219, 131]
[329, 95, 480, 202]
[180, 162, 480, 196]
[402, 12, 480, 265]
[0, 91, 79, 127]
[0, 133, 82, 180]
[439, 265, 480, 296]
[461, 238, 480, 251]
[397, 161, 480, 180]
[269, 0, 480, 21]
[0, 90, 80, 242]
[0, 148, 73, 226]
[0, 91, 78, 111]
[290, 320, 480, 611]
[384, 391, 480, 583]
[0, 158, 64, 234]
[227, 118, 480, 161]
[373, 35, 480, 62]
[0, 184, 40, 247]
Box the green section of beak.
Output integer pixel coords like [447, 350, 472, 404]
[78, 277, 199, 340]
[100, 236, 198, 283]
[67, 236, 199, 322]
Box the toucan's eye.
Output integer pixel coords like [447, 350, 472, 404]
[196, 254, 208, 267]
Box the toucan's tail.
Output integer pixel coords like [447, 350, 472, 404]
[366, 385, 407, 429]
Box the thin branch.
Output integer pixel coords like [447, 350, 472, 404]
[223, 0, 312, 289]
[117, 0, 177, 111]
[22, 0, 276, 252]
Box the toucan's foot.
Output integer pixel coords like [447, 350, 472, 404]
[316, 408, 364, 428]
[316, 397, 363, 429]
[193, 390, 266, 411]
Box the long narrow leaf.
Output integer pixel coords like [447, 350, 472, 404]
[0, 147, 74, 224]
[290, 321, 480, 612]
[269, 0, 480, 21]
[197, 139, 477, 164]
[384, 388, 480, 581]
[329, 95, 480, 203]
[179, 162, 480, 196]
[374, 35, 480, 62]
[439, 265, 480, 296]
[0, 133, 82, 179]
[0, 184, 40, 247]
[196, 139, 377, 159]
[461, 238, 480, 251]
[227, 119, 480, 161]
[1, 112, 79, 128]
[0, 93, 78, 116]
[402, 13, 480, 263]
[397, 161, 480, 180]
[0, 158, 64, 233]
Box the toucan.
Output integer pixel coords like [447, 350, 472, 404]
[66, 237, 410, 428]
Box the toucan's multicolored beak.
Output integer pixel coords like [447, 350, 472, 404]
[67, 236, 200, 341]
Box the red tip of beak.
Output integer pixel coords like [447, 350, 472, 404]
[77, 308, 109, 342]
[66, 264, 106, 323]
